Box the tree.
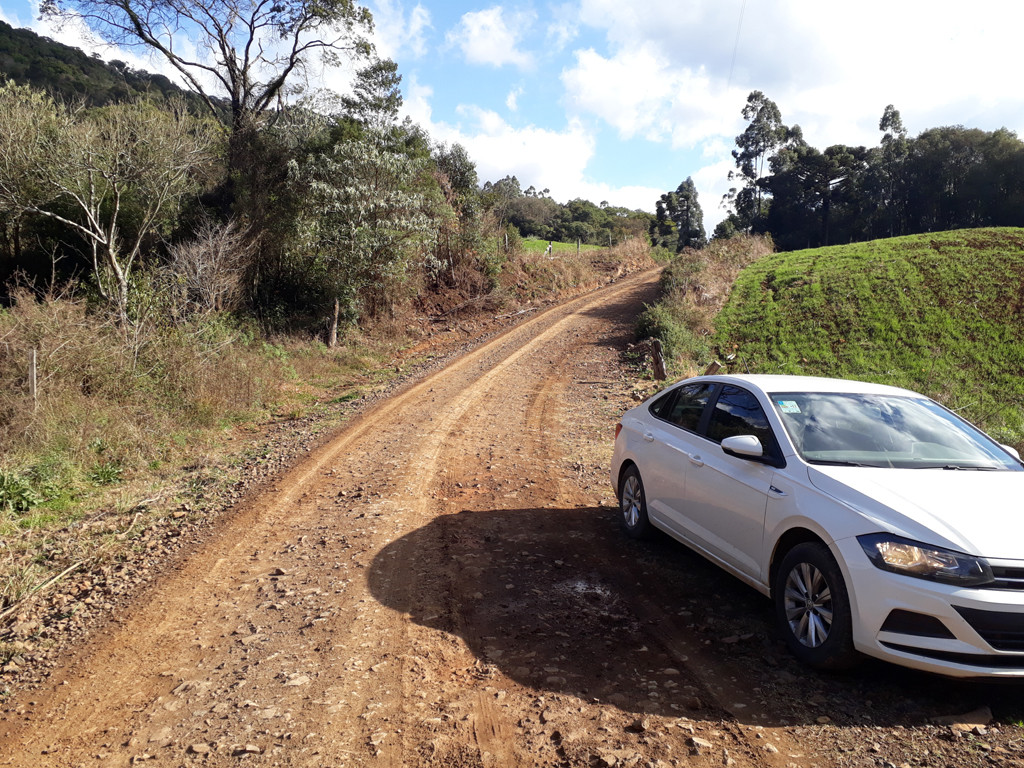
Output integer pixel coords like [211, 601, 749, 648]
[766, 142, 868, 249]
[290, 129, 434, 345]
[480, 175, 522, 227]
[41, 0, 373, 174]
[878, 105, 908, 237]
[0, 83, 214, 324]
[669, 178, 706, 250]
[431, 142, 481, 286]
[730, 91, 791, 230]
[340, 58, 402, 130]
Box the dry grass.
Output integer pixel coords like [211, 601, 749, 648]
[0, 238, 655, 617]
[500, 236, 654, 301]
[637, 234, 774, 375]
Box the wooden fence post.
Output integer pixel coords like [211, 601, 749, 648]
[651, 339, 667, 380]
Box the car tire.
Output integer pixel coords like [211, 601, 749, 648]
[619, 465, 651, 539]
[774, 542, 858, 671]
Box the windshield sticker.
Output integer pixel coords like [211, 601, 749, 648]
[777, 400, 801, 414]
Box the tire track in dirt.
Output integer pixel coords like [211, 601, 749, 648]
[0, 271, 653, 766]
[0, 267, 835, 768]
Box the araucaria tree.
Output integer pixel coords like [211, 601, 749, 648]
[653, 178, 705, 252]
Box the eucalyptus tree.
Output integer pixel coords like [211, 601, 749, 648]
[878, 105, 909, 237]
[728, 91, 793, 231]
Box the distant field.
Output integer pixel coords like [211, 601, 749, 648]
[521, 238, 602, 254]
[714, 227, 1024, 444]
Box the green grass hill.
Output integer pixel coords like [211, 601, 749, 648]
[713, 228, 1024, 446]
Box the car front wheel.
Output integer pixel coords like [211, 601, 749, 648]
[774, 542, 858, 670]
[619, 465, 650, 539]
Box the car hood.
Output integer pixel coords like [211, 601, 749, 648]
[807, 466, 1024, 559]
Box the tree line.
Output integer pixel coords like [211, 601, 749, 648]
[0, 1, 650, 342]
[719, 91, 1024, 251]
[481, 176, 653, 246]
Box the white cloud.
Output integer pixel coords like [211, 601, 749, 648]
[572, 0, 1024, 151]
[403, 73, 435, 127]
[691, 157, 737, 234]
[545, 3, 580, 52]
[368, 0, 432, 60]
[505, 86, 523, 111]
[562, 44, 741, 149]
[445, 7, 535, 69]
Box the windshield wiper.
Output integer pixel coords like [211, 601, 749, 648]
[806, 459, 873, 467]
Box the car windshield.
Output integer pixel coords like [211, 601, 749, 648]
[770, 392, 1022, 470]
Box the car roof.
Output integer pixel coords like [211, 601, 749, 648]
[693, 374, 923, 398]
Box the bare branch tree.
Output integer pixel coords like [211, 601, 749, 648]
[0, 83, 216, 325]
[41, 0, 373, 156]
[168, 217, 253, 315]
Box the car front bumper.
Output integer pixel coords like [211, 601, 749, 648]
[836, 537, 1024, 678]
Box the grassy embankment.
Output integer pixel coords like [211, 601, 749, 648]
[643, 227, 1024, 447]
[0, 237, 652, 616]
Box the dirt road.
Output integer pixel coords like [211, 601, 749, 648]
[2, 269, 1023, 768]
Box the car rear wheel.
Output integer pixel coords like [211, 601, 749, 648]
[619, 465, 650, 539]
[774, 542, 857, 670]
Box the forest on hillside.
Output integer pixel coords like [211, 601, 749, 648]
[718, 91, 1024, 251]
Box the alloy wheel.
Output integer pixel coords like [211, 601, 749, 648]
[621, 475, 641, 529]
[783, 561, 834, 648]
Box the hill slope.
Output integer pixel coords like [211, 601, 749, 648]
[714, 227, 1024, 444]
[0, 19, 224, 115]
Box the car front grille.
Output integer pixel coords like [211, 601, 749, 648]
[954, 606, 1024, 651]
[988, 565, 1024, 590]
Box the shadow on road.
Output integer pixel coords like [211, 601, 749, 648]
[369, 505, 1024, 728]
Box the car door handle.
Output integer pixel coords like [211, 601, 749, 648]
[643, 431, 655, 442]
[769, 485, 788, 497]
[687, 453, 704, 467]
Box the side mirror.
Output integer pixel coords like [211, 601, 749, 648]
[1001, 444, 1021, 461]
[721, 434, 764, 458]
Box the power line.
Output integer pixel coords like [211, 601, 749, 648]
[727, 0, 746, 90]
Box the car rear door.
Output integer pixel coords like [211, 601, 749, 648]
[665, 385, 780, 581]
[636, 382, 715, 535]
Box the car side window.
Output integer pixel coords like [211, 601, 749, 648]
[706, 385, 775, 449]
[664, 383, 714, 433]
[647, 388, 678, 420]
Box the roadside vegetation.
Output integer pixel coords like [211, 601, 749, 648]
[635, 234, 774, 376]
[640, 228, 1024, 449]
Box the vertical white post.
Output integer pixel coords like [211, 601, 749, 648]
[29, 348, 37, 407]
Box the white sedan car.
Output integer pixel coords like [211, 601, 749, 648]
[611, 374, 1024, 678]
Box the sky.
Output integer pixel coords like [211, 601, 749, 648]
[3, 0, 1024, 233]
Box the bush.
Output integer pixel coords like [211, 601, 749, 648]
[0, 470, 41, 513]
[0, 288, 281, 484]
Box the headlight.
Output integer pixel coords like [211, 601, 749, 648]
[857, 533, 993, 586]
